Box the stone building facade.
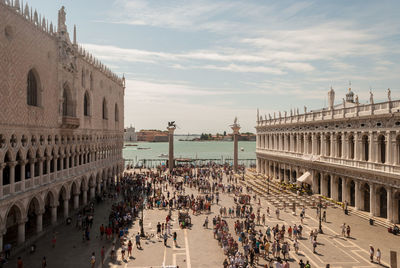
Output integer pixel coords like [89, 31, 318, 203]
[0, 2, 125, 248]
[256, 87, 400, 223]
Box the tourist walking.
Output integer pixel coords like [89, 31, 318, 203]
[376, 248, 381, 264]
[346, 225, 351, 237]
[369, 245, 375, 262]
[173, 231, 177, 246]
[163, 232, 168, 246]
[128, 240, 133, 258]
[135, 232, 141, 249]
[90, 252, 96, 268]
[341, 223, 346, 237]
[41, 256, 47, 268]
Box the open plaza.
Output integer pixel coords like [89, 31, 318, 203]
[1, 0, 400, 267]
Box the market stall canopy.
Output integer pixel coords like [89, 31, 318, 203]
[297, 172, 312, 185]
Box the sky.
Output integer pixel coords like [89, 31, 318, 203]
[25, 0, 400, 134]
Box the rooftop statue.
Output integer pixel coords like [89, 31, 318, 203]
[388, 88, 391, 102]
[370, 90, 374, 104]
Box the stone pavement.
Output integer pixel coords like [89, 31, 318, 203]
[5, 170, 399, 268]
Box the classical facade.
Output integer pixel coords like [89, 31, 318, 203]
[256, 87, 400, 223]
[0, 2, 125, 248]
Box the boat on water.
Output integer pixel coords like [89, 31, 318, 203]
[125, 144, 138, 146]
[241, 147, 244, 151]
[137, 147, 151, 150]
[158, 153, 168, 157]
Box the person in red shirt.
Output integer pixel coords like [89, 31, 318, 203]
[17, 257, 23, 268]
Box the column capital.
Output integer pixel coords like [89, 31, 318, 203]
[17, 217, 28, 225]
[8, 161, 18, 167]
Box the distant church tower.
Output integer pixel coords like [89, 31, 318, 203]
[328, 86, 335, 110]
[346, 86, 355, 103]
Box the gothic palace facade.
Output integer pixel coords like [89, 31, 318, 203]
[0, 2, 125, 248]
[256, 87, 400, 224]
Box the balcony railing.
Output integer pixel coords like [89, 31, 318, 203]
[61, 116, 80, 129]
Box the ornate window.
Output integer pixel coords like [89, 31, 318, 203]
[27, 69, 39, 106]
[84, 91, 90, 116]
[102, 98, 108, 120]
[115, 103, 119, 121]
[378, 134, 386, 163]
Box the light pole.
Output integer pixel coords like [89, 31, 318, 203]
[318, 196, 323, 234]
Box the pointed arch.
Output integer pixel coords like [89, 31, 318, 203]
[102, 98, 108, 120]
[27, 68, 41, 106]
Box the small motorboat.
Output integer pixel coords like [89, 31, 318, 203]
[240, 147, 244, 151]
[158, 153, 168, 157]
[137, 147, 151, 150]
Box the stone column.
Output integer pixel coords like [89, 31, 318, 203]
[368, 132, 375, 163]
[9, 161, 16, 194]
[82, 189, 88, 205]
[20, 160, 26, 191]
[63, 199, 69, 218]
[231, 122, 241, 173]
[46, 158, 50, 175]
[355, 180, 361, 210]
[256, 158, 261, 173]
[370, 183, 376, 216]
[321, 174, 327, 196]
[342, 177, 348, 203]
[51, 206, 57, 225]
[311, 170, 318, 193]
[311, 133, 316, 155]
[66, 154, 70, 170]
[331, 175, 338, 201]
[331, 134, 336, 157]
[387, 187, 393, 222]
[17, 220, 26, 245]
[53, 156, 58, 173]
[90, 187, 95, 199]
[265, 160, 268, 177]
[386, 131, 392, 165]
[342, 133, 348, 159]
[60, 155, 64, 170]
[36, 212, 43, 233]
[167, 126, 176, 172]
[284, 165, 289, 183]
[39, 158, 44, 177]
[73, 194, 79, 209]
[321, 135, 326, 157]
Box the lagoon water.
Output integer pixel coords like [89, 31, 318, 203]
[123, 137, 256, 165]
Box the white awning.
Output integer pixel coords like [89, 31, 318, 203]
[297, 172, 312, 185]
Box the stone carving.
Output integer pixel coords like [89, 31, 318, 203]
[355, 95, 359, 104]
[284, 111, 287, 118]
[279, 111, 281, 118]
[387, 88, 391, 102]
[304, 106, 307, 113]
